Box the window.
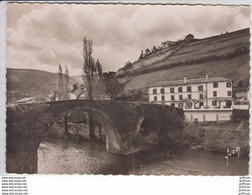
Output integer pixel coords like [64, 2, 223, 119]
[199, 102, 204, 107]
[171, 95, 175, 100]
[161, 95, 165, 101]
[187, 102, 193, 109]
[178, 87, 183, 93]
[179, 95, 183, 100]
[161, 88, 165, 94]
[188, 94, 192, 99]
[170, 88, 174, 93]
[178, 103, 183, 108]
[227, 91, 232, 96]
[213, 91, 217, 97]
[226, 100, 232, 108]
[187, 86, 192, 92]
[198, 86, 203, 91]
[199, 94, 204, 99]
[153, 89, 157, 94]
[154, 96, 157, 101]
[213, 82, 218, 88]
[171, 103, 175, 107]
[212, 101, 217, 106]
[226, 82, 232, 88]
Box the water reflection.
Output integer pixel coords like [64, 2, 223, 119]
[38, 138, 248, 175]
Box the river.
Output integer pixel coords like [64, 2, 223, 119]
[37, 138, 249, 175]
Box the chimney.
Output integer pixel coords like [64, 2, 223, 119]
[184, 76, 187, 83]
[206, 75, 208, 81]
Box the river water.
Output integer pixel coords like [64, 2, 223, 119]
[37, 138, 249, 175]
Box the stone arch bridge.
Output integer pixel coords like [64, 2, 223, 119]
[6, 100, 184, 173]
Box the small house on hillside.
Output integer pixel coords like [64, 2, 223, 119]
[70, 87, 87, 100]
[49, 91, 57, 101]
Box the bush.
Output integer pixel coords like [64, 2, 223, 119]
[181, 123, 249, 156]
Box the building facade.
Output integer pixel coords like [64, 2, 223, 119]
[148, 76, 233, 122]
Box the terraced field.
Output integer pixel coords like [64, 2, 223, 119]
[117, 28, 250, 92]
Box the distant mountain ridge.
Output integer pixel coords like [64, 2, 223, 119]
[6, 68, 80, 103]
[116, 28, 250, 93]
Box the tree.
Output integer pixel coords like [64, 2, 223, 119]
[161, 41, 166, 48]
[103, 72, 123, 100]
[145, 48, 150, 55]
[95, 59, 103, 80]
[82, 37, 96, 100]
[58, 64, 64, 100]
[238, 81, 243, 88]
[138, 50, 144, 61]
[72, 83, 78, 91]
[152, 45, 157, 52]
[82, 37, 101, 140]
[64, 65, 69, 100]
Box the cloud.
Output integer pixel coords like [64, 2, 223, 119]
[6, 4, 250, 75]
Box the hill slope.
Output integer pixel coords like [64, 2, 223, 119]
[117, 28, 250, 92]
[7, 69, 80, 102]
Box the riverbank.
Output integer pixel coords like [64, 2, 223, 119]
[182, 120, 249, 156]
[46, 120, 250, 157]
[38, 138, 249, 175]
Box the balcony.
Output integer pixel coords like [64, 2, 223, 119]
[184, 105, 233, 111]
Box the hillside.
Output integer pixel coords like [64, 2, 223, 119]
[116, 28, 250, 93]
[6, 69, 80, 103]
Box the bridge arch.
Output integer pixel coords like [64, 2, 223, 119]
[56, 105, 122, 153]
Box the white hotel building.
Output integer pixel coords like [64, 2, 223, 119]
[148, 76, 233, 122]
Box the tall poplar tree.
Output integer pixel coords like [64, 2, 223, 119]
[64, 65, 69, 100]
[95, 59, 103, 80]
[58, 64, 63, 100]
[82, 37, 96, 140]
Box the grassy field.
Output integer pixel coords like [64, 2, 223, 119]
[124, 54, 249, 90]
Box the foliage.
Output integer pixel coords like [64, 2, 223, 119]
[82, 38, 97, 99]
[63, 65, 69, 100]
[182, 122, 249, 156]
[57, 64, 70, 100]
[152, 45, 157, 52]
[145, 48, 150, 55]
[72, 83, 79, 91]
[118, 61, 133, 72]
[58, 64, 63, 99]
[82, 37, 102, 139]
[103, 72, 123, 100]
[95, 59, 103, 80]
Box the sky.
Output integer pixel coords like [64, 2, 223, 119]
[6, 3, 251, 75]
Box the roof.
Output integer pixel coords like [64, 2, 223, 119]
[71, 88, 83, 97]
[148, 77, 231, 87]
[70, 87, 86, 97]
[15, 97, 35, 103]
[15, 95, 47, 103]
